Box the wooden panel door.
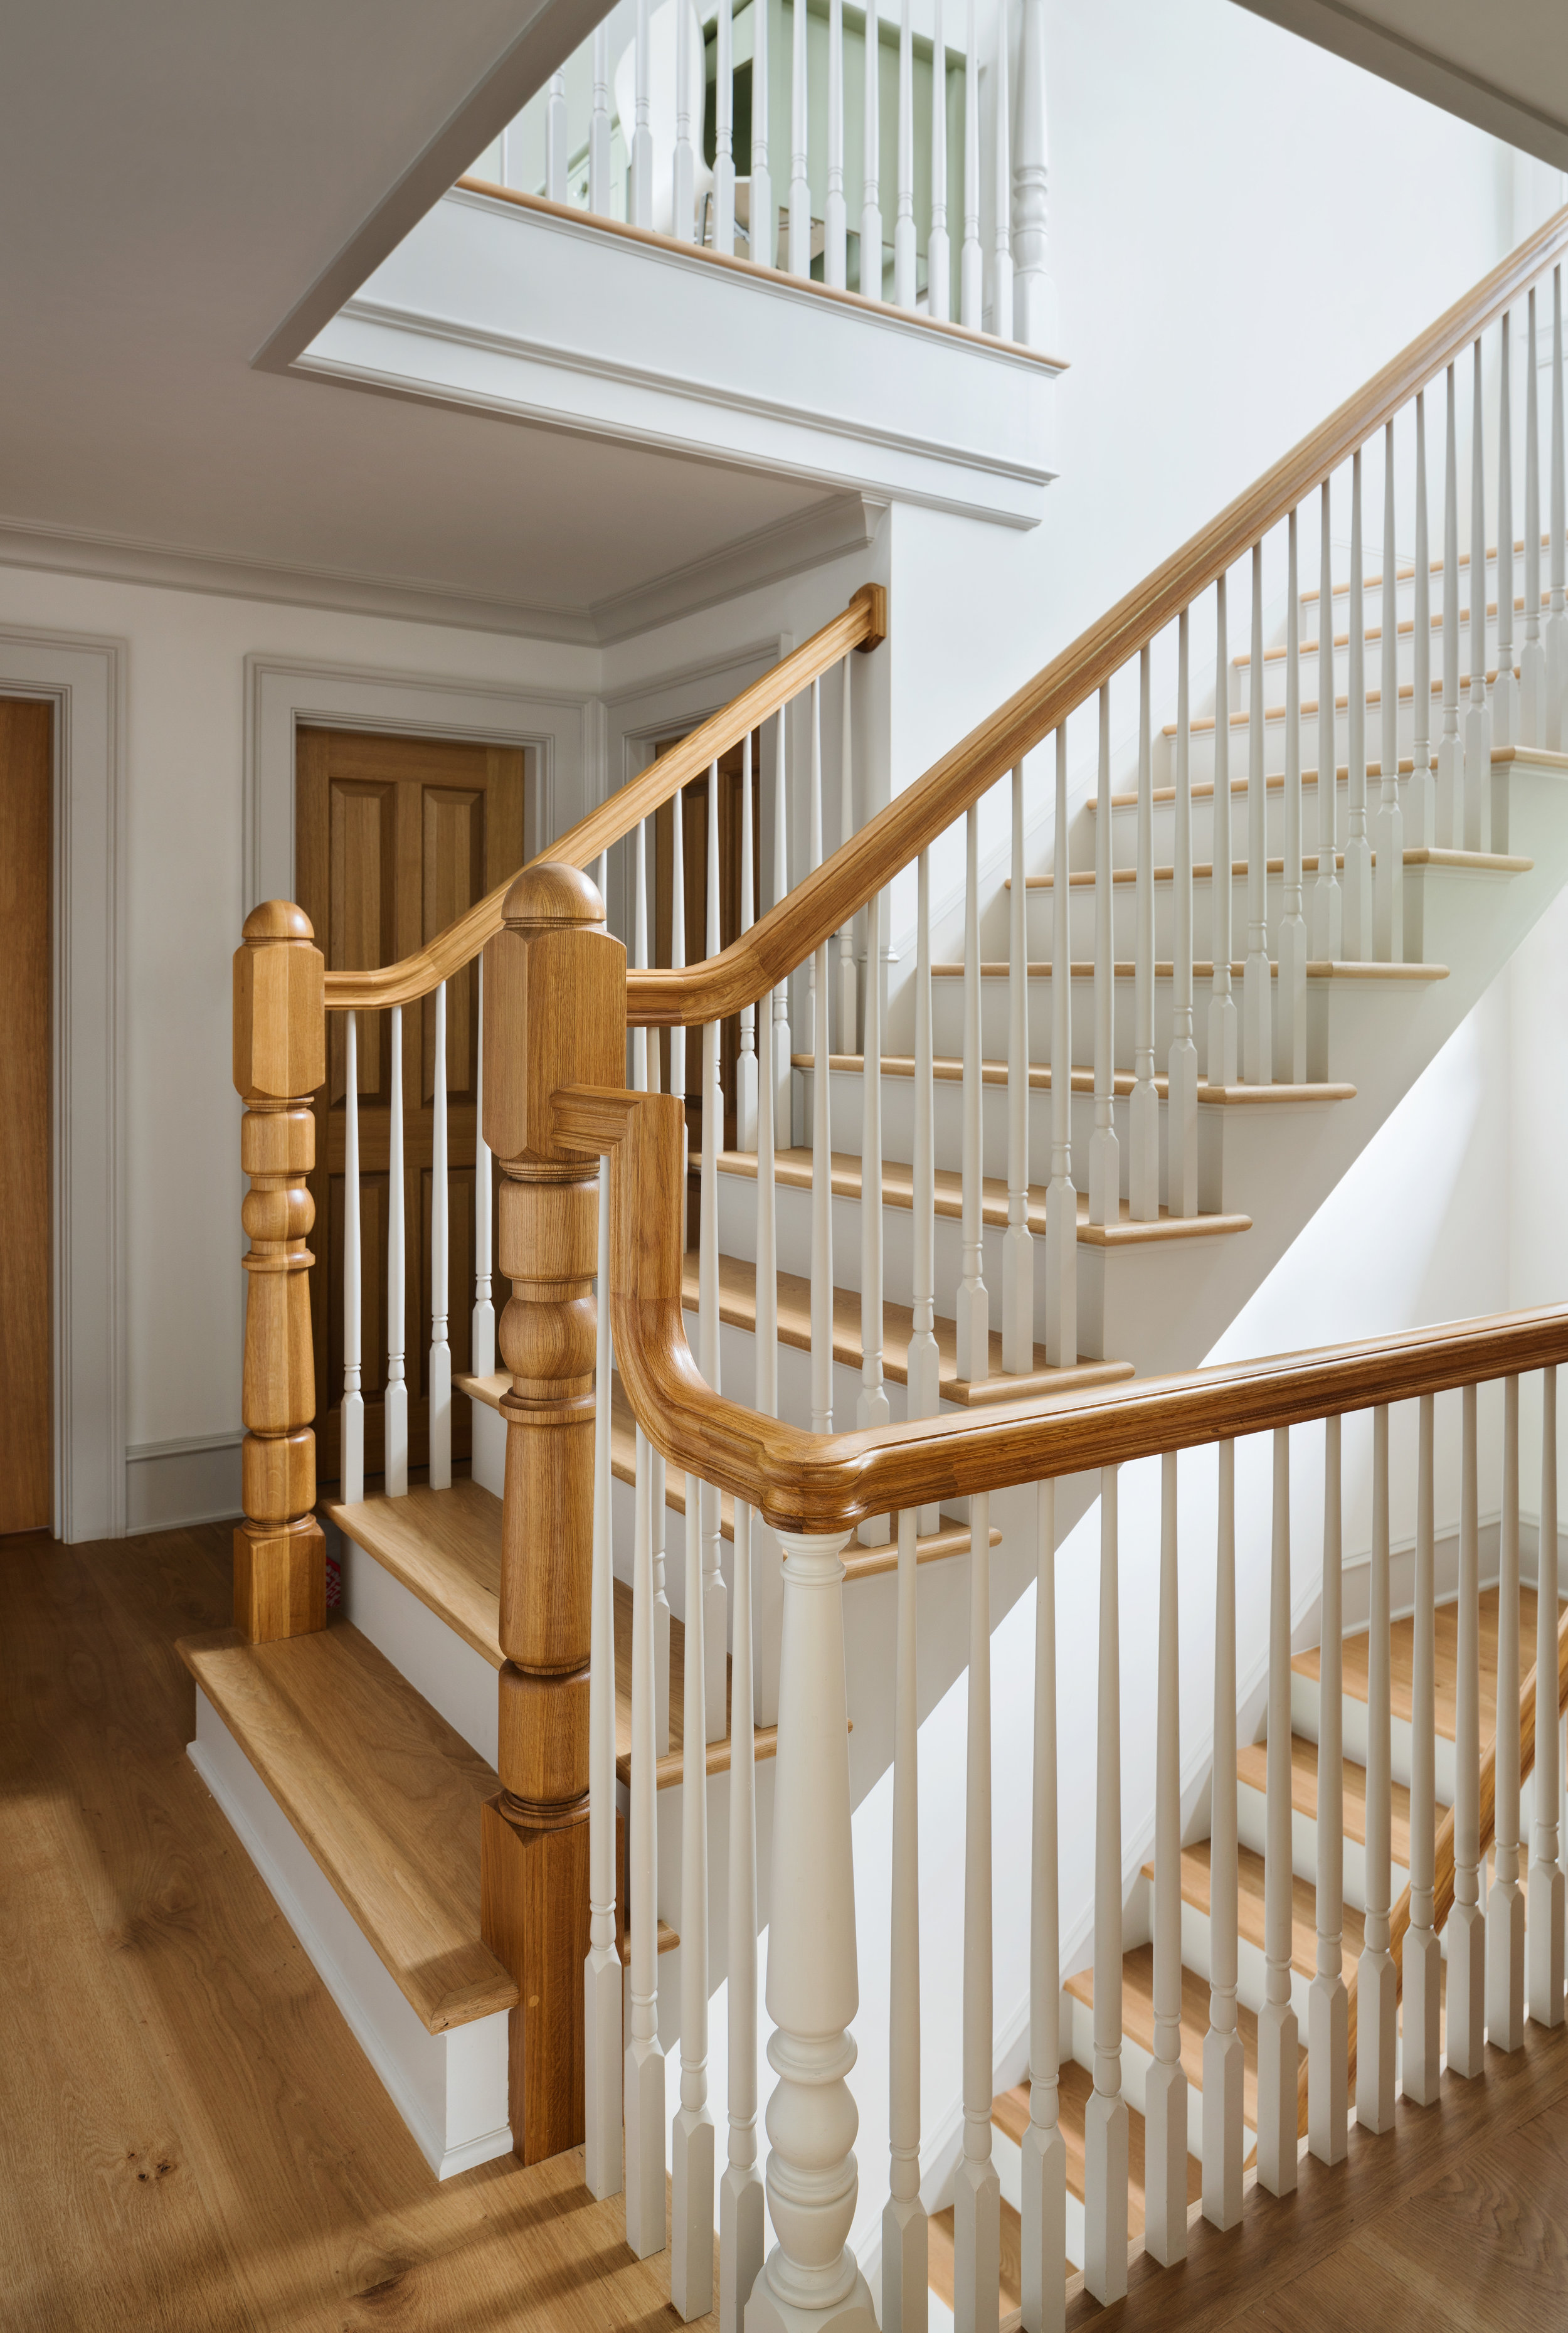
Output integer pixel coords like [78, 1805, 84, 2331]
[0, 699, 53, 1535]
[295, 728, 528, 1485]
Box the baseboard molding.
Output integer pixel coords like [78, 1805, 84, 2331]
[125, 1432, 242, 1533]
[188, 1687, 511, 2180]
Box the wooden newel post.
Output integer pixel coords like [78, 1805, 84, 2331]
[233, 901, 327, 1642]
[479, 861, 626, 2166]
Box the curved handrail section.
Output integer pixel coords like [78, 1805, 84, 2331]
[623, 201, 1568, 1028]
[320, 583, 886, 1011]
[558, 1081, 1568, 1533]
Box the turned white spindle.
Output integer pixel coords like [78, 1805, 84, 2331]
[1496, 311, 1518, 750]
[1357, 1405, 1396, 2131]
[953, 1492, 1000, 2332]
[929, 0, 952, 324]
[753, 894, 783, 1732]
[624, 1427, 667, 2256]
[1044, 727, 1076, 1368]
[341, 1013, 364, 1505]
[1487, 1373, 1525, 2051]
[1003, 761, 1034, 1372]
[1309, 1413, 1347, 2164]
[1011, 0, 1052, 349]
[545, 72, 568, 203]
[956, 803, 989, 1386]
[1209, 571, 1237, 1086]
[1375, 425, 1404, 960]
[825, 0, 847, 285]
[1257, 1428, 1299, 2196]
[1279, 511, 1308, 1083]
[471, 972, 494, 1383]
[585, 1155, 622, 2199]
[773, 706, 792, 1142]
[1169, 617, 1199, 1214]
[632, 816, 671, 1755]
[1128, 647, 1158, 1218]
[721, 1496, 764, 2333]
[590, 26, 612, 216]
[894, 0, 915, 308]
[883, 1512, 927, 2333]
[1549, 267, 1567, 749]
[1243, 541, 1272, 1085]
[662, 794, 685, 1758]
[1020, 1480, 1064, 2333]
[738, 732, 758, 1149]
[809, 694, 834, 1435]
[1528, 1366, 1565, 2027]
[384, 1004, 408, 1497]
[990, 0, 1012, 342]
[839, 659, 857, 1048]
[670, 781, 687, 1135]
[1403, 1393, 1441, 2103]
[861, 2, 882, 299]
[1410, 391, 1435, 847]
[1523, 290, 1546, 748]
[701, 772, 727, 1746]
[715, 0, 736, 253]
[753, 0, 774, 264]
[789, 0, 811, 277]
[1344, 450, 1372, 960]
[1313, 480, 1342, 962]
[1439, 363, 1463, 842]
[632, 0, 653, 228]
[961, 0, 983, 330]
[1464, 337, 1491, 849]
[911, 851, 940, 1531]
[859, 886, 890, 1470]
[428, 982, 451, 1490]
[672, 1456, 714, 2318]
[1088, 685, 1119, 1230]
[1084, 1466, 1128, 2304]
[673, 0, 695, 240]
[1204, 1438, 1243, 2229]
[1145, 1452, 1186, 2267]
[1449, 1381, 1486, 2077]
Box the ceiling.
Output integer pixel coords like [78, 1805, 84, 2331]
[0, 2, 842, 640]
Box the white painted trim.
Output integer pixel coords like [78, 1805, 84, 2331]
[125, 1431, 243, 1534]
[189, 1687, 512, 2179]
[0, 625, 127, 1543]
[593, 494, 884, 642]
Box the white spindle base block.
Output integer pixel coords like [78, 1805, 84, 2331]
[1308, 874, 1342, 965]
[1306, 1974, 1347, 2166]
[1463, 707, 1491, 851]
[1342, 837, 1372, 964]
[1166, 1039, 1199, 1219]
[655, 1562, 672, 1753]
[736, 1051, 759, 1154]
[1254, 2002, 1299, 2196]
[953, 2156, 1002, 2333]
[585, 1947, 624, 2198]
[429, 1345, 452, 1490]
[1087, 1123, 1118, 1231]
[1141, 2060, 1187, 2267]
[1127, 1083, 1158, 1224]
[1355, 1949, 1397, 2133]
[704, 1560, 729, 1748]
[384, 1379, 408, 1498]
[955, 1279, 989, 1390]
[1275, 925, 1308, 1087]
[673, 2107, 717, 2319]
[1019, 2121, 1066, 2333]
[341, 1393, 364, 1507]
[1445, 1900, 1486, 2078]
[723, 2165, 768, 2333]
[625, 2034, 669, 2258]
[1527, 1859, 1565, 2027]
[881, 2194, 929, 2333]
[1043, 1187, 1076, 1370]
[1401, 1926, 1443, 2105]
[1373, 800, 1404, 965]
[1241, 955, 1271, 1087]
[1200, 2026, 1244, 2229]
[1001, 1225, 1034, 1380]
[1206, 992, 1238, 1093]
[1522, 639, 1549, 748]
[1436, 733, 1461, 850]
[1485, 1876, 1526, 2053]
[1082, 2091, 1128, 2305]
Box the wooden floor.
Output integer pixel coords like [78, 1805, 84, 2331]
[0, 1524, 713, 2332]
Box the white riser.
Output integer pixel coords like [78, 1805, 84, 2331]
[1066, 1996, 1205, 2159]
[1235, 1778, 1407, 1914]
[1154, 681, 1503, 792]
[1089, 771, 1421, 876]
[1290, 1667, 1444, 1802]
[1234, 609, 1517, 717]
[1020, 868, 1342, 962]
[1177, 1896, 1312, 2027]
[340, 1532, 500, 1768]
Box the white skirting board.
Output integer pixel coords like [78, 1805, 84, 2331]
[188, 1687, 512, 2180]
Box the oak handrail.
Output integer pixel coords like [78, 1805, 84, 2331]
[319, 583, 886, 1012]
[622, 201, 1568, 1029]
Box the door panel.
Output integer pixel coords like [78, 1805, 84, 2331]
[0, 698, 53, 1534]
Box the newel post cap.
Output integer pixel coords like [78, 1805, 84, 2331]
[485, 864, 623, 1165]
[501, 861, 605, 933]
[241, 899, 315, 944]
[233, 900, 324, 1101]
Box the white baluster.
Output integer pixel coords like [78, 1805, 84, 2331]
[715, 0, 736, 252]
[672, 1456, 714, 2319]
[859, 887, 890, 1514]
[753, 0, 775, 265]
[1243, 542, 1272, 1085]
[1357, 1405, 1396, 2131]
[1312, 480, 1342, 961]
[1410, 390, 1435, 848]
[1168, 619, 1198, 1214]
[429, 980, 451, 1491]
[1488, 1373, 1525, 2051]
[1523, 290, 1546, 747]
[632, 0, 654, 227]
[590, 26, 612, 216]
[701, 770, 727, 1746]
[1439, 363, 1463, 841]
[1465, 337, 1491, 849]
[385, 1004, 408, 1497]
[750, 1527, 877, 2333]
[825, 0, 847, 284]
[810, 686, 834, 1435]
[1375, 425, 1404, 964]
[990, 0, 1012, 343]
[883, 1513, 927, 2332]
[959, 0, 980, 328]
[1004, 760, 1034, 1372]
[861, 2, 883, 299]
[754, 888, 783, 1732]
[341, 1012, 364, 1505]
[471, 965, 494, 1386]
[1256, 1427, 1299, 2196]
[1020, 1480, 1064, 2333]
[894, 0, 915, 308]
[1084, 1466, 1127, 2305]
[721, 1497, 764, 2333]
[674, 0, 696, 241]
[789, 0, 811, 277]
[911, 850, 940, 1531]
[671, 784, 687, 1151]
[1402, 1393, 1441, 2104]
[586, 1155, 623, 2199]
[1209, 570, 1237, 1086]
[1279, 511, 1308, 1082]
[738, 729, 758, 1150]
[1203, 1438, 1242, 2229]
[773, 706, 792, 1144]
[1496, 311, 1518, 750]
[1129, 647, 1158, 1217]
[545, 72, 568, 203]
[956, 802, 989, 1386]
[839, 659, 857, 1048]
[625, 1426, 667, 2256]
[633, 816, 672, 1757]
[1011, 0, 1053, 349]
[1344, 450, 1372, 960]
[1449, 1381, 1486, 2077]
[1549, 267, 1567, 748]
[1528, 1366, 1565, 2027]
[1089, 684, 1119, 1230]
[1044, 728, 1076, 1368]
[1309, 1413, 1347, 2163]
[664, 790, 685, 1762]
[634, 818, 652, 1098]
[954, 1492, 999, 2333]
[1145, 1451, 1186, 2266]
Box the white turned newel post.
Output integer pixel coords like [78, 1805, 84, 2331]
[1439, 363, 1463, 842]
[861, 2, 882, 299]
[894, 0, 915, 308]
[385, 1003, 408, 1497]
[723, 1499, 765, 2333]
[674, 0, 695, 240]
[1145, 1452, 1186, 2267]
[472, 972, 494, 1384]
[1169, 618, 1199, 1213]
[1129, 646, 1158, 1218]
[1313, 481, 1343, 962]
[1449, 1383, 1486, 2077]
[1403, 1393, 1441, 2103]
[632, 0, 654, 226]
[1344, 452, 1372, 961]
[1279, 513, 1308, 1083]
[839, 662, 857, 1050]
[716, 0, 736, 252]
[956, 803, 989, 1386]
[749, 1528, 877, 2333]
[590, 26, 612, 216]
[1357, 1405, 1396, 2132]
[1410, 391, 1435, 848]
[545, 72, 568, 202]
[1003, 762, 1034, 1373]
[1020, 1480, 1064, 2333]
[810, 688, 834, 1435]
[625, 1427, 667, 2256]
[586, 1155, 623, 2199]
[911, 852, 940, 1531]
[702, 775, 728, 1746]
[1549, 268, 1567, 750]
[341, 1013, 364, 1505]
[1011, 0, 1053, 349]
[738, 731, 759, 1150]
[1084, 1467, 1127, 2304]
[1257, 1428, 1299, 2196]
[1487, 1373, 1525, 2052]
[1204, 1438, 1243, 2229]
[1528, 1366, 1565, 2026]
[428, 982, 452, 1489]
[673, 1458, 716, 2319]
[789, 0, 811, 277]
[1523, 292, 1546, 748]
[1376, 428, 1403, 959]
[1242, 543, 1273, 1086]
[954, 1492, 1000, 2333]
[1465, 339, 1491, 849]
[1309, 1413, 1347, 2164]
[753, 0, 774, 265]
[990, 0, 1012, 343]
[1209, 571, 1238, 1086]
[1089, 685, 1120, 1230]
[1495, 312, 1518, 750]
[960, 0, 982, 330]
[883, 1510, 928, 2333]
[825, 0, 846, 284]
[1044, 728, 1076, 1368]
[773, 708, 792, 1145]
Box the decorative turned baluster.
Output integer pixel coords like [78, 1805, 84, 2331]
[1344, 451, 1372, 960]
[773, 706, 793, 1145]
[1003, 760, 1034, 1371]
[1129, 647, 1158, 1218]
[1145, 1452, 1185, 2266]
[673, 1448, 715, 2319]
[634, 815, 672, 1757]
[472, 971, 495, 1382]
[1309, 1413, 1347, 2163]
[1209, 571, 1237, 1087]
[1522, 290, 1546, 748]
[1528, 1366, 1565, 2027]
[883, 1513, 927, 2333]
[1203, 1438, 1243, 2229]
[990, 0, 1012, 341]
[859, 886, 890, 1539]
[1357, 1405, 1396, 2132]
[480, 862, 624, 2166]
[1011, 0, 1054, 351]
[1312, 481, 1342, 962]
[1279, 511, 1308, 1082]
[954, 1492, 1000, 2333]
[722, 1496, 764, 2333]
[929, 0, 951, 321]
[1377, 428, 1403, 956]
[1549, 267, 1567, 748]
[753, 0, 774, 265]
[626, 1422, 667, 2251]
[810, 684, 834, 1434]
[1410, 391, 1435, 848]
[1403, 1392, 1441, 2103]
[1495, 311, 1518, 751]
[590, 26, 612, 216]
[839, 659, 857, 1048]
[585, 1154, 623, 2201]
[894, 0, 915, 308]
[1168, 618, 1199, 1213]
[861, 1, 882, 299]
[1242, 543, 1273, 1085]
[748, 1526, 878, 2333]
[753, 888, 783, 1731]
[233, 902, 326, 1642]
[701, 769, 727, 1745]
[1439, 363, 1463, 842]
[1020, 1480, 1064, 2333]
[1486, 1373, 1525, 2052]
[789, 0, 810, 277]
[341, 1012, 364, 1506]
[959, 0, 980, 328]
[1083, 1466, 1128, 2305]
[826, 0, 847, 285]
[632, 0, 654, 226]
[1256, 1427, 1299, 2196]
[1044, 728, 1076, 1368]
[1089, 684, 1120, 1229]
[545, 72, 568, 202]
[674, 0, 695, 240]
[386, 1002, 409, 1497]
[429, 980, 452, 1491]
[1448, 1381, 1486, 2078]
[738, 729, 758, 1150]
[956, 802, 989, 1386]
[1464, 337, 1491, 849]
[716, 0, 736, 253]
[911, 850, 941, 1531]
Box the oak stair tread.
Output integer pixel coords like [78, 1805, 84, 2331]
[1099, 743, 1564, 809]
[1236, 1731, 1416, 1865]
[1061, 1942, 1281, 2133]
[1292, 1585, 1559, 1746]
[1162, 666, 1509, 738]
[177, 1617, 518, 2035]
[992, 2057, 1202, 2237]
[930, 957, 1448, 982]
[1243, 586, 1547, 662]
[1009, 846, 1530, 887]
[1163, 1839, 1367, 1987]
[795, 1050, 1357, 1106]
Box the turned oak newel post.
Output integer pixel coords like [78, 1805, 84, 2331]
[479, 862, 626, 2166]
[232, 901, 327, 1642]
